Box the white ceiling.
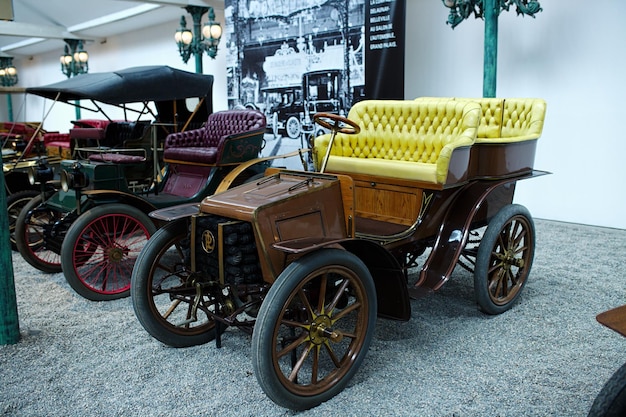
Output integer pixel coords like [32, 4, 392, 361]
[0, 0, 223, 57]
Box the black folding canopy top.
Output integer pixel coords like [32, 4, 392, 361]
[26, 65, 214, 105]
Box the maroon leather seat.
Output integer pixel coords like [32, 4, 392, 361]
[164, 109, 266, 165]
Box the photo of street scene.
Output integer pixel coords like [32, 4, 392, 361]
[224, 0, 404, 168]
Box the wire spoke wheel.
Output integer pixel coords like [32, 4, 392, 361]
[252, 249, 377, 410]
[6, 190, 39, 251]
[474, 204, 535, 314]
[15, 194, 64, 273]
[61, 204, 156, 301]
[131, 219, 222, 347]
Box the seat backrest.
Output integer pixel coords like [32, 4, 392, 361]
[103, 121, 150, 148]
[71, 119, 111, 129]
[331, 99, 479, 164]
[415, 97, 504, 140]
[500, 98, 546, 141]
[415, 97, 546, 143]
[204, 109, 266, 147]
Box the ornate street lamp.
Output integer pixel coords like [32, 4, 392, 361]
[0, 56, 19, 121]
[60, 39, 89, 119]
[442, 0, 542, 97]
[175, 6, 222, 74]
[0, 57, 18, 87]
[60, 39, 89, 78]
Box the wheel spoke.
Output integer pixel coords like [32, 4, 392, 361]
[331, 301, 361, 322]
[298, 288, 315, 318]
[323, 340, 342, 368]
[316, 274, 328, 314]
[326, 278, 350, 314]
[288, 343, 314, 382]
[277, 330, 309, 360]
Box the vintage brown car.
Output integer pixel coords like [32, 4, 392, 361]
[131, 97, 548, 410]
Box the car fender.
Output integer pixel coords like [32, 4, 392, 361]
[274, 237, 411, 321]
[82, 189, 158, 217]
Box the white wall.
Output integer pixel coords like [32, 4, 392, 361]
[3, 1, 626, 229]
[406, 0, 626, 229]
[5, 7, 228, 134]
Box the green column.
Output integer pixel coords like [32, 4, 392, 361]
[75, 100, 82, 120]
[0, 170, 20, 345]
[483, 0, 498, 98]
[6, 94, 14, 121]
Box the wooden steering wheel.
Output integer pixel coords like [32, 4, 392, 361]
[313, 113, 360, 173]
[313, 112, 360, 135]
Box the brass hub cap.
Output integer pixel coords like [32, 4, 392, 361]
[497, 249, 525, 269]
[309, 315, 343, 345]
[106, 247, 124, 263]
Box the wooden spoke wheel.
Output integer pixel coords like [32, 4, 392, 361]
[131, 219, 224, 347]
[251, 249, 377, 410]
[474, 204, 535, 314]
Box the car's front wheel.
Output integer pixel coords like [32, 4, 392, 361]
[251, 249, 377, 410]
[61, 203, 156, 301]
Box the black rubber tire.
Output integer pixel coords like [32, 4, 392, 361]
[15, 194, 63, 273]
[251, 248, 377, 410]
[588, 362, 626, 417]
[474, 204, 535, 315]
[131, 219, 222, 347]
[6, 190, 40, 251]
[61, 204, 156, 301]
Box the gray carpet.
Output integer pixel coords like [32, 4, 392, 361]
[1, 219, 625, 416]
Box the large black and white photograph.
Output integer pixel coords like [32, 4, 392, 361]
[224, 0, 405, 166]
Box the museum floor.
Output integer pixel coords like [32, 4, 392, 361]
[1, 218, 624, 416]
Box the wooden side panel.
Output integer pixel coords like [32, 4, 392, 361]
[353, 179, 422, 226]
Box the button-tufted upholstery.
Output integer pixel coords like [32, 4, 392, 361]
[414, 97, 546, 177]
[415, 97, 546, 143]
[314, 99, 481, 185]
[164, 109, 266, 165]
[499, 98, 546, 142]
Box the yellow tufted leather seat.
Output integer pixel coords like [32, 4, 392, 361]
[415, 97, 546, 143]
[314, 99, 481, 185]
[498, 98, 546, 143]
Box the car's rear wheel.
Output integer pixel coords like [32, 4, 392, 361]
[474, 204, 535, 314]
[285, 116, 301, 139]
[588, 361, 626, 417]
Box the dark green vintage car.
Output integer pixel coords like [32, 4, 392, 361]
[15, 66, 270, 301]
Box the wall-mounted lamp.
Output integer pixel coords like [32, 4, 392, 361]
[60, 39, 89, 78]
[175, 6, 222, 73]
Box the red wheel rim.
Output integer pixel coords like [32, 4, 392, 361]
[71, 213, 152, 295]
